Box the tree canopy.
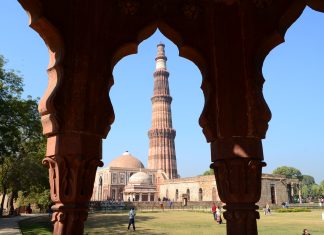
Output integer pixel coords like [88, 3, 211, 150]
[0, 55, 49, 216]
[273, 166, 323, 200]
[302, 175, 315, 186]
[272, 166, 303, 180]
[202, 169, 214, 176]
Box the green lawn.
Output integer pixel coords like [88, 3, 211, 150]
[84, 210, 324, 235]
[19, 215, 53, 235]
[19, 210, 324, 235]
[258, 210, 324, 235]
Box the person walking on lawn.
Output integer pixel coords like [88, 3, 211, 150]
[128, 207, 136, 231]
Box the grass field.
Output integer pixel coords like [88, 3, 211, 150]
[19, 215, 53, 235]
[19, 210, 324, 234]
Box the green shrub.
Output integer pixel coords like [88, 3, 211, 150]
[276, 208, 311, 213]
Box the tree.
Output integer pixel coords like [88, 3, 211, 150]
[202, 169, 214, 176]
[0, 55, 24, 161]
[319, 181, 324, 197]
[17, 189, 51, 212]
[0, 55, 48, 216]
[301, 184, 310, 199]
[302, 175, 315, 186]
[272, 166, 303, 180]
[301, 183, 321, 199]
[311, 184, 321, 198]
[300, 175, 316, 200]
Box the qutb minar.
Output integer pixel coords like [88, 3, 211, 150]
[147, 43, 178, 179]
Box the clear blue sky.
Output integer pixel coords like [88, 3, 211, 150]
[1, 1, 323, 183]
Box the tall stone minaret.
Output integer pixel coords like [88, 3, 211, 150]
[148, 43, 178, 179]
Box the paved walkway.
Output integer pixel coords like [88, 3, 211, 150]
[0, 214, 40, 235]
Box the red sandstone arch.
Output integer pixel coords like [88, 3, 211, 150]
[16, 1, 324, 234]
[18, 0, 64, 136]
[307, 0, 324, 11]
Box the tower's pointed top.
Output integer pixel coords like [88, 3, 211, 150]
[157, 42, 165, 47]
[123, 151, 130, 156]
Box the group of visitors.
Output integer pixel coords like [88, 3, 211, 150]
[281, 201, 289, 208]
[157, 197, 173, 211]
[211, 203, 222, 224]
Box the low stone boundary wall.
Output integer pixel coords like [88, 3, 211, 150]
[89, 201, 222, 213]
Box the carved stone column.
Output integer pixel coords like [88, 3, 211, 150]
[42, 133, 103, 234]
[210, 138, 266, 235]
[18, 1, 114, 234]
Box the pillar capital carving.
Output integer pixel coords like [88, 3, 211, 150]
[42, 132, 103, 234]
[211, 158, 266, 235]
[210, 138, 265, 234]
[42, 155, 103, 203]
[211, 158, 266, 203]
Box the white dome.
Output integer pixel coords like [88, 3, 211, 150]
[108, 151, 144, 169]
[128, 171, 151, 185]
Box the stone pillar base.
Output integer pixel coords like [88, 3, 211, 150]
[52, 204, 88, 235]
[223, 203, 259, 235]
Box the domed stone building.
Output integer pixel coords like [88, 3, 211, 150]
[109, 151, 145, 169]
[124, 171, 158, 202]
[91, 149, 300, 205]
[91, 151, 166, 201]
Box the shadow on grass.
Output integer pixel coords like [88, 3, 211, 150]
[18, 212, 173, 234]
[85, 213, 168, 235]
[19, 215, 53, 235]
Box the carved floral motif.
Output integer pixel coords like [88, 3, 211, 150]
[43, 156, 103, 202]
[118, 0, 139, 16]
[182, 0, 202, 19]
[213, 0, 240, 5]
[152, 0, 168, 15]
[211, 158, 266, 235]
[43, 154, 103, 234]
[254, 0, 272, 8]
[211, 158, 266, 203]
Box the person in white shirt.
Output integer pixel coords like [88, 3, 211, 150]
[128, 207, 136, 231]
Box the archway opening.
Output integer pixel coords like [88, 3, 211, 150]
[95, 29, 209, 204]
[263, 6, 324, 203]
